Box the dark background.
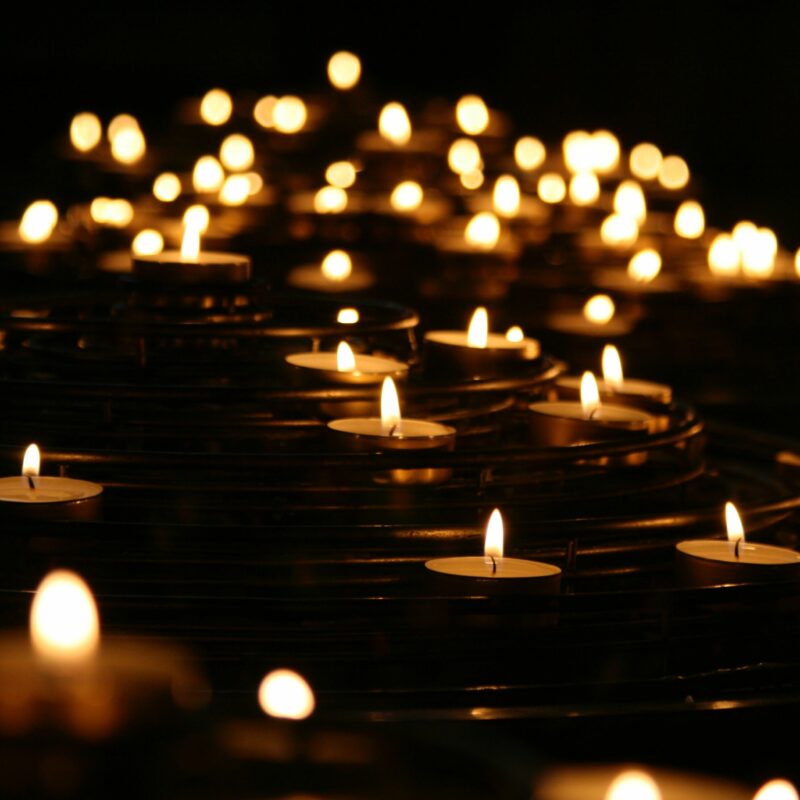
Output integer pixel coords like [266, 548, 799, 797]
[1, 2, 799, 243]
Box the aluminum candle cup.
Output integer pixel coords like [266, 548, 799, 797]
[133, 251, 252, 284]
[554, 375, 672, 405]
[0, 476, 102, 520]
[528, 401, 656, 447]
[425, 555, 561, 595]
[675, 540, 800, 587]
[424, 330, 534, 378]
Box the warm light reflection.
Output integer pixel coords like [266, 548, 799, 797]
[325, 161, 357, 188]
[90, 198, 134, 228]
[183, 205, 210, 234]
[200, 88, 233, 126]
[658, 155, 690, 189]
[22, 444, 40, 477]
[321, 250, 352, 281]
[460, 170, 484, 190]
[514, 136, 546, 171]
[253, 95, 278, 128]
[193, 156, 225, 193]
[605, 770, 662, 800]
[505, 326, 524, 343]
[465, 212, 501, 250]
[381, 377, 402, 434]
[456, 95, 490, 136]
[590, 130, 620, 174]
[219, 174, 251, 206]
[580, 371, 601, 418]
[725, 501, 745, 544]
[674, 200, 705, 239]
[448, 138, 482, 175]
[613, 180, 646, 224]
[110, 126, 145, 164]
[336, 341, 356, 372]
[569, 172, 600, 205]
[467, 307, 489, 348]
[19, 201, 58, 244]
[30, 570, 100, 665]
[132, 229, 164, 256]
[584, 294, 616, 324]
[153, 172, 181, 202]
[602, 344, 624, 389]
[538, 173, 566, 203]
[630, 143, 663, 180]
[708, 233, 740, 276]
[337, 307, 359, 324]
[753, 780, 800, 800]
[220, 134, 255, 171]
[273, 96, 307, 134]
[378, 102, 411, 145]
[484, 509, 504, 559]
[70, 112, 102, 153]
[313, 186, 348, 213]
[390, 181, 424, 212]
[563, 130, 593, 174]
[258, 669, 315, 720]
[181, 221, 201, 261]
[627, 248, 662, 282]
[328, 51, 361, 90]
[493, 175, 520, 217]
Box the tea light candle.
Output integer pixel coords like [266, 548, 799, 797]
[286, 341, 409, 385]
[425, 509, 561, 594]
[676, 502, 800, 586]
[0, 445, 103, 519]
[424, 307, 536, 378]
[286, 249, 374, 293]
[529, 372, 656, 446]
[546, 294, 635, 337]
[133, 222, 251, 284]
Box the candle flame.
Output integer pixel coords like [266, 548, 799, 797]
[336, 341, 356, 372]
[273, 96, 307, 134]
[537, 173, 566, 204]
[505, 326, 524, 343]
[328, 51, 361, 90]
[321, 250, 352, 281]
[380, 377, 401, 434]
[132, 229, 164, 256]
[326, 161, 357, 189]
[467, 307, 489, 348]
[258, 669, 315, 720]
[69, 112, 102, 153]
[253, 95, 278, 128]
[193, 155, 225, 193]
[19, 201, 58, 244]
[313, 186, 348, 214]
[110, 126, 146, 165]
[219, 174, 251, 206]
[600, 213, 639, 248]
[30, 570, 100, 665]
[630, 143, 662, 180]
[460, 170, 484, 190]
[455, 95, 489, 136]
[219, 134, 255, 171]
[465, 212, 501, 250]
[674, 200, 705, 239]
[200, 88, 233, 126]
[563, 130, 594, 174]
[337, 307, 359, 324]
[583, 294, 615, 325]
[754, 781, 799, 800]
[708, 233, 740, 276]
[613, 180, 647, 225]
[390, 180, 424, 212]
[448, 138, 482, 175]
[741, 226, 777, 279]
[569, 172, 600, 205]
[627, 248, 662, 283]
[602, 345, 624, 389]
[493, 175, 520, 217]
[589, 130, 620, 174]
[378, 102, 411, 145]
[181, 222, 201, 261]
[605, 770, 662, 800]
[581, 371, 601, 418]
[725, 501, 745, 544]
[90, 198, 134, 228]
[153, 172, 181, 202]
[658, 155, 690, 190]
[514, 136, 546, 171]
[22, 444, 40, 477]
[183, 205, 210, 234]
[484, 508, 504, 559]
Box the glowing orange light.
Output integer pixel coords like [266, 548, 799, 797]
[467, 307, 489, 348]
[484, 509, 504, 558]
[328, 51, 361, 90]
[258, 669, 315, 720]
[514, 136, 546, 171]
[456, 95, 490, 135]
[581, 371, 601, 418]
[200, 89, 233, 126]
[69, 112, 102, 152]
[381, 377, 402, 434]
[378, 102, 411, 145]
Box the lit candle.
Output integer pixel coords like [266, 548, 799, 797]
[424, 307, 538, 378]
[286, 249, 374, 293]
[529, 372, 656, 446]
[425, 508, 561, 594]
[0, 444, 102, 518]
[286, 341, 409, 385]
[546, 294, 636, 338]
[133, 217, 251, 284]
[676, 502, 800, 587]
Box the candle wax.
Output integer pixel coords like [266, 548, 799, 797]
[286, 352, 408, 385]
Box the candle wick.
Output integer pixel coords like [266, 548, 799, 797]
[27, 475, 35, 490]
[388, 424, 398, 437]
[490, 555, 497, 575]
[734, 538, 741, 559]
[588, 407, 599, 420]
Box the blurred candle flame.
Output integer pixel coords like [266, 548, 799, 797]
[613, 180, 646, 225]
[132, 229, 164, 256]
[273, 96, 307, 134]
[181, 222, 201, 261]
[538, 173, 566, 204]
[602, 345, 624, 389]
[581, 372, 601, 418]
[321, 250, 352, 281]
[258, 669, 315, 720]
[390, 181, 424, 212]
[658, 155, 689, 189]
[448, 138, 482, 175]
[569, 172, 600, 205]
[600, 213, 639, 248]
[219, 174, 251, 206]
[493, 175, 520, 217]
[193, 156, 225, 193]
[674, 200, 705, 239]
[326, 161, 357, 188]
[467, 307, 489, 348]
[465, 212, 500, 250]
[605, 770, 662, 800]
[253, 95, 278, 128]
[725, 502, 745, 544]
[514, 136, 546, 171]
[19, 201, 58, 244]
[378, 102, 411, 145]
[70, 112, 102, 153]
[630, 143, 663, 180]
[183, 205, 210, 234]
[336, 341, 356, 372]
[456, 95, 489, 135]
[337, 308, 359, 324]
[314, 186, 348, 214]
[200, 89, 233, 126]
[220, 134, 255, 171]
[505, 326, 524, 343]
[708, 233, 740, 276]
[583, 294, 615, 325]
[627, 248, 662, 283]
[381, 377, 402, 434]
[153, 172, 181, 202]
[484, 508, 504, 559]
[328, 51, 361, 90]
[753, 780, 799, 800]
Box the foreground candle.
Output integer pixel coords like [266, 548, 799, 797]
[0, 444, 102, 518]
[286, 341, 408, 385]
[676, 502, 800, 586]
[425, 508, 561, 594]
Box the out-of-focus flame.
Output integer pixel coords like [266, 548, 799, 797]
[326, 161, 357, 188]
[314, 186, 348, 214]
[674, 200, 705, 239]
[181, 221, 201, 261]
[563, 130, 594, 174]
[246, 172, 264, 196]
[493, 175, 520, 218]
[220, 134, 255, 171]
[30, 570, 100, 666]
[627, 248, 662, 283]
[391, 181, 424, 212]
[460, 170, 484, 190]
[19, 201, 58, 244]
[456, 95, 490, 135]
[741, 226, 777, 279]
[273, 96, 307, 134]
[328, 51, 361, 90]
[753, 780, 799, 800]
[613, 180, 646, 224]
[658, 155, 689, 189]
[448, 138, 482, 175]
[22, 444, 40, 477]
[484, 508, 504, 559]
[538, 173, 566, 204]
[321, 250, 352, 281]
[467, 307, 489, 348]
[258, 669, 315, 720]
[337, 308, 359, 324]
[378, 102, 411, 145]
[381, 377, 402, 434]
[90, 198, 134, 228]
[336, 341, 356, 372]
[253, 95, 278, 128]
[110, 120, 145, 164]
[583, 294, 616, 324]
[581, 372, 601, 418]
[107, 114, 138, 142]
[590, 130, 620, 174]
[153, 172, 181, 202]
[569, 172, 600, 205]
[505, 326, 524, 343]
[219, 175, 251, 206]
[465, 212, 501, 250]
[707, 233, 740, 276]
[605, 770, 662, 800]
[795, 249, 800, 278]
[193, 156, 225, 193]
[630, 143, 663, 180]
[602, 344, 624, 389]
[132, 229, 164, 256]
[725, 501, 745, 544]
[183, 205, 210, 234]
[600, 214, 639, 247]
[200, 89, 233, 126]
[70, 112, 102, 153]
[514, 136, 546, 171]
